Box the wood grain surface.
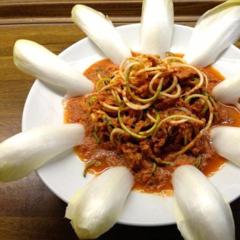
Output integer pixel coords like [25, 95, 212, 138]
[0, 0, 224, 25]
[0, 1, 240, 239]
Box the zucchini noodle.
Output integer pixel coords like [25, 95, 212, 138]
[172, 63, 205, 96]
[170, 94, 214, 157]
[160, 84, 181, 99]
[162, 56, 186, 64]
[85, 53, 221, 172]
[110, 128, 127, 143]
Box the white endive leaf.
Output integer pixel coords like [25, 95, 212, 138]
[212, 71, 240, 109]
[211, 126, 240, 167]
[0, 124, 84, 182]
[65, 166, 133, 239]
[172, 165, 235, 240]
[184, 0, 240, 67]
[71, 4, 131, 64]
[140, 0, 174, 56]
[14, 39, 93, 97]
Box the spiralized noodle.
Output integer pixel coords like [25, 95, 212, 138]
[82, 53, 221, 181]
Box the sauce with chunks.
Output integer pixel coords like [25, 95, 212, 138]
[65, 57, 240, 193]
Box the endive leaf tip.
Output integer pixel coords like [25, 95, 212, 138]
[71, 4, 84, 19]
[211, 74, 240, 109]
[210, 126, 240, 167]
[140, 0, 174, 55]
[13, 37, 94, 96]
[72, 4, 90, 12]
[0, 124, 85, 182]
[14, 39, 32, 46]
[14, 39, 29, 48]
[71, 4, 105, 23]
[173, 165, 235, 240]
[14, 39, 30, 70]
[185, 0, 240, 66]
[71, 3, 131, 64]
[14, 39, 41, 54]
[13, 39, 43, 67]
[14, 39, 27, 55]
[65, 166, 133, 239]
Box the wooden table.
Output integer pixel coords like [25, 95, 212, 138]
[0, 1, 239, 239]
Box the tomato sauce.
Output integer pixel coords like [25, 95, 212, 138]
[64, 59, 240, 194]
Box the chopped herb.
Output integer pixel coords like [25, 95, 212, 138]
[87, 96, 97, 106]
[83, 159, 97, 177]
[93, 127, 101, 144]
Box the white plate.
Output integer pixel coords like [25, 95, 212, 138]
[22, 23, 240, 226]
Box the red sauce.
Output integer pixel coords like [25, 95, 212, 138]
[64, 59, 240, 194]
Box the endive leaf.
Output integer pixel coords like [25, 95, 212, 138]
[212, 71, 240, 109]
[211, 126, 240, 167]
[172, 165, 235, 240]
[140, 0, 174, 56]
[184, 0, 240, 67]
[65, 166, 133, 239]
[14, 39, 93, 97]
[0, 124, 84, 182]
[71, 4, 132, 64]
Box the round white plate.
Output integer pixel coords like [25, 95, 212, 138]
[22, 23, 240, 226]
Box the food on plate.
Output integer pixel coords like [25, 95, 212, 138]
[140, 0, 174, 55]
[0, 0, 239, 239]
[65, 167, 133, 239]
[172, 165, 235, 240]
[184, 0, 240, 67]
[65, 53, 240, 193]
[14, 39, 93, 97]
[0, 124, 84, 181]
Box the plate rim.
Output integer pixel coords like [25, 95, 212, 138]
[22, 23, 240, 226]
